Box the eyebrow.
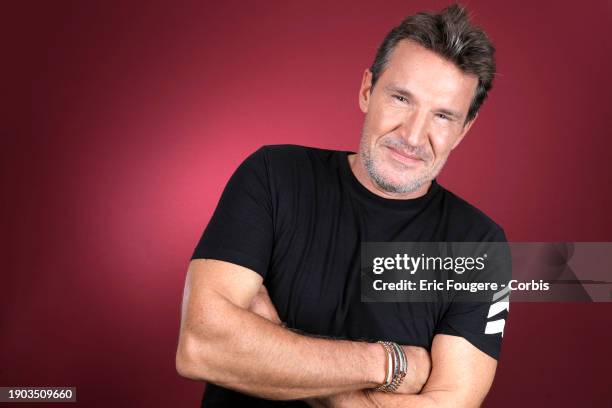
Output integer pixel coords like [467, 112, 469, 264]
[383, 84, 463, 120]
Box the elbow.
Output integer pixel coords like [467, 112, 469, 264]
[176, 296, 239, 382]
[175, 332, 214, 381]
[176, 346, 199, 380]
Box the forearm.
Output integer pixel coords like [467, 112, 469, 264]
[365, 390, 455, 408]
[309, 342, 492, 408]
[305, 343, 432, 406]
[176, 292, 384, 400]
[307, 389, 469, 408]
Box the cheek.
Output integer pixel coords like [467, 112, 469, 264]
[367, 104, 403, 136]
[429, 132, 456, 159]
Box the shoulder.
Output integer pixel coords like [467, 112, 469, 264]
[249, 144, 342, 173]
[256, 144, 339, 161]
[437, 184, 506, 242]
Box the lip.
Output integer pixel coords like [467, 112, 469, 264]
[385, 146, 424, 165]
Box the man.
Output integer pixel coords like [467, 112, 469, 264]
[177, 4, 509, 407]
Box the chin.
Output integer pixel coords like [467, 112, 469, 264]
[377, 169, 427, 193]
[381, 160, 421, 180]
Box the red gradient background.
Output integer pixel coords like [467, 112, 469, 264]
[3, 0, 612, 406]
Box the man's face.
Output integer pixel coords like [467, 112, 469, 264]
[358, 39, 479, 194]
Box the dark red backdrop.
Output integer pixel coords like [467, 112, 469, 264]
[3, 0, 611, 406]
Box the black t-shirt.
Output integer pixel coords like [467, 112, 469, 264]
[191, 145, 509, 407]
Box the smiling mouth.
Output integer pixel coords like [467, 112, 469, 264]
[385, 145, 424, 165]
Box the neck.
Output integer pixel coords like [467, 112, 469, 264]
[348, 153, 431, 200]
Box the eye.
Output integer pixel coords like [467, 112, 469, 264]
[392, 95, 408, 103]
[435, 113, 451, 121]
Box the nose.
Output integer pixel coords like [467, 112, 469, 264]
[398, 109, 428, 148]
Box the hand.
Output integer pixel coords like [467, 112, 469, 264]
[248, 285, 283, 325]
[305, 390, 373, 408]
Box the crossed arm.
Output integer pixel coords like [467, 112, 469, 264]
[324, 334, 497, 408]
[176, 259, 497, 406]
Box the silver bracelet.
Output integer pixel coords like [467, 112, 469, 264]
[374, 341, 408, 393]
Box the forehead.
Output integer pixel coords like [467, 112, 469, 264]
[379, 39, 478, 108]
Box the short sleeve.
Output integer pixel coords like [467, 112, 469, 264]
[190, 147, 274, 279]
[434, 228, 511, 360]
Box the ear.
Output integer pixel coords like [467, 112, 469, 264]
[359, 69, 373, 113]
[451, 113, 477, 150]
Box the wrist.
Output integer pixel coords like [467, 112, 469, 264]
[363, 341, 387, 387]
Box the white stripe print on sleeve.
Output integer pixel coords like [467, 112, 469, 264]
[485, 284, 510, 337]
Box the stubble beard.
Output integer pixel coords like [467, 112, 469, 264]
[359, 132, 447, 194]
